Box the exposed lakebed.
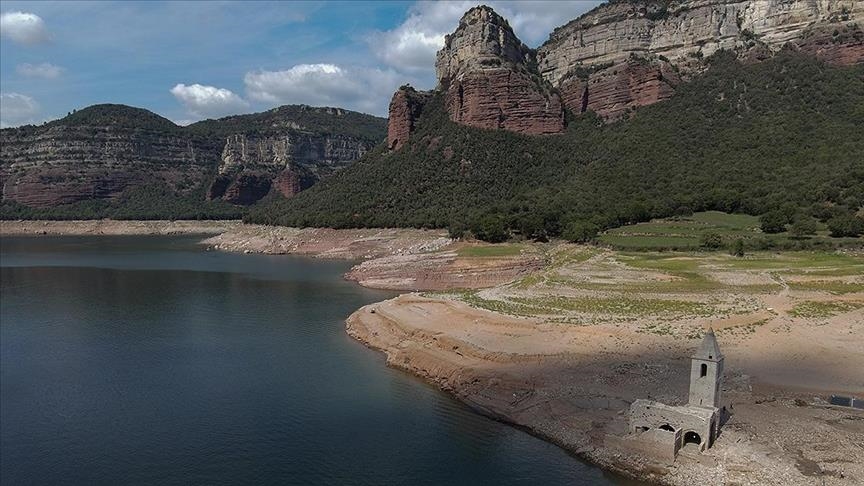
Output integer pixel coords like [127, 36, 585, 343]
[0, 235, 625, 485]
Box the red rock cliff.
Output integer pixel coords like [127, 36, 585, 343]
[387, 87, 431, 151]
[435, 6, 563, 135]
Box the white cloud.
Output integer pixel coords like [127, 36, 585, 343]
[169, 83, 249, 119]
[367, 1, 604, 73]
[0, 11, 50, 45]
[244, 64, 407, 116]
[367, 1, 472, 73]
[496, 1, 606, 46]
[16, 62, 64, 79]
[0, 92, 40, 127]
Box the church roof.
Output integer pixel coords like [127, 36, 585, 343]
[693, 328, 723, 360]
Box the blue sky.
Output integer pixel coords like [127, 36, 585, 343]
[0, 1, 602, 126]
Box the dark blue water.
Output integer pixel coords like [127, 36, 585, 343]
[1, 235, 625, 485]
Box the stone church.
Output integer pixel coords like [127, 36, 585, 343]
[624, 329, 727, 461]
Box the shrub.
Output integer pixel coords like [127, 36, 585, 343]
[700, 232, 723, 249]
[729, 238, 745, 257]
[827, 214, 863, 237]
[759, 211, 789, 234]
[789, 217, 819, 238]
[472, 214, 509, 243]
[563, 221, 599, 243]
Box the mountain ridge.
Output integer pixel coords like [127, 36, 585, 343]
[0, 103, 386, 214]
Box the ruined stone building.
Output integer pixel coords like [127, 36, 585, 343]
[624, 330, 727, 461]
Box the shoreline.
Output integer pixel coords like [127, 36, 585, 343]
[347, 294, 864, 486]
[4, 220, 862, 485]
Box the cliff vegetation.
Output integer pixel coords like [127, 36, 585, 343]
[247, 52, 864, 243]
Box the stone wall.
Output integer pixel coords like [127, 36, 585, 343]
[629, 399, 717, 451]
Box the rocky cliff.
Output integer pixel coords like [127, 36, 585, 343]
[191, 105, 385, 205]
[207, 131, 376, 204]
[388, 87, 433, 151]
[436, 6, 564, 135]
[537, 0, 863, 119]
[386, 0, 862, 145]
[0, 106, 211, 208]
[1, 104, 386, 210]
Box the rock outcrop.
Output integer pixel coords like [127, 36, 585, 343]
[387, 87, 431, 150]
[208, 131, 376, 204]
[537, 0, 863, 120]
[561, 57, 682, 120]
[437, 6, 564, 135]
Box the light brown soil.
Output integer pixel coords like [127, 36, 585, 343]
[202, 225, 452, 260]
[349, 293, 864, 486]
[345, 248, 545, 291]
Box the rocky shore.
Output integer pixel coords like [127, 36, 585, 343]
[348, 294, 863, 486]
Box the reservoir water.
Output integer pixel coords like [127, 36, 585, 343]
[1, 235, 625, 485]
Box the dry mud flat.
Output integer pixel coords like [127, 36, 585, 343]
[348, 247, 864, 486]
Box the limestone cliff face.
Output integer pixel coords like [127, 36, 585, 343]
[0, 123, 211, 208]
[537, 0, 863, 119]
[385, 0, 863, 142]
[436, 6, 564, 135]
[208, 132, 376, 204]
[1, 104, 386, 209]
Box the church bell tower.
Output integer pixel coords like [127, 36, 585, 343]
[689, 328, 724, 409]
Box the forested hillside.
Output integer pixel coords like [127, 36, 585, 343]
[247, 52, 864, 241]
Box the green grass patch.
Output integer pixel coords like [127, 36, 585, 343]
[455, 291, 546, 316]
[510, 296, 714, 317]
[718, 252, 863, 270]
[597, 212, 862, 252]
[788, 281, 864, 295]
[788, 300, 864, 318]
[688, 211, 759, 229]
[457, 244, 525, 257]
[597, 234, 701, 250]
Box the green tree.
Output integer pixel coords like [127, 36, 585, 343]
[827, 214, 863, 237]
[759, 211, 788, 234]
[563, 221, 599, 243]
[472, 214, 509, 243]
[789, 217, 818, 238]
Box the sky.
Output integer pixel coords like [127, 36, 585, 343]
[0, 1, 603, 127]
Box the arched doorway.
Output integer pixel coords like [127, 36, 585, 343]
[659, 424, 675, 432]
[683, 431, 701, 445]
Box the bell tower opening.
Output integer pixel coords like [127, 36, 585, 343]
[700, 363, 707, 377]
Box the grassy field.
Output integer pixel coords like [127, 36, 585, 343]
[457, 244, 526, 257]
[597, 211, 861, 251]
[789, 301, 864, 318]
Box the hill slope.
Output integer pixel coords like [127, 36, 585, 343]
[247, 52, 864, 240]
[1, 104, 386, 218]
